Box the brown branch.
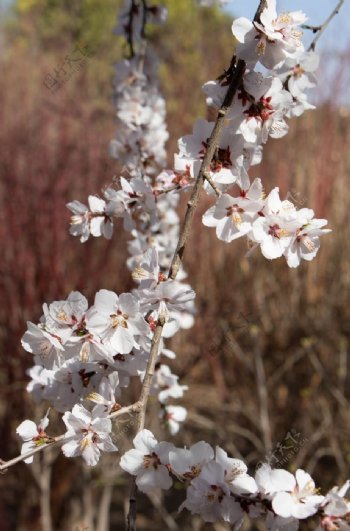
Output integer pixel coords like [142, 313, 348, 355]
[168, 59, 246, 280]
[126, 314, 166, 530]
[308, 0, 345, 51]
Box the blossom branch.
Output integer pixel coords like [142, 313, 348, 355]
[126, 313, 166, 530]
[0, 403, 140, 472]
[168, 58, 246, 280]
[0, 434, 65, 473]
[308, 0, 345, 51]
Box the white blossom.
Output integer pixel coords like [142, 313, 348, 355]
[120, 429, 174, 492]
[232, 1, 307, 70]
[86, 289, 148, 355]
[62, 404, 117, 466]
[160, 405, 187, 435]
[16, 411, 50, 464]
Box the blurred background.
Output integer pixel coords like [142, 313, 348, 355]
[0, 0, 350, 529]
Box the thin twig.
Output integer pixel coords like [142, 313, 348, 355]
[308, 0, 345, 51]
[203, 171, 222, 197]
[254, 343, 272, 453]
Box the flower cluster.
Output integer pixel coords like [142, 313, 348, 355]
[68, 0, 330, 269]
[177, 0, 329, 267]
[10, 2, 345, 530]
[20, 248, 194, 460]
[120, 429, 350, 530]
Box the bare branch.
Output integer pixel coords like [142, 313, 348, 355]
[308, 0, 345, 51]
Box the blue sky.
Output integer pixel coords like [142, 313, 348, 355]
[224, 0, 350, 52]
[1, 0, 349, 54]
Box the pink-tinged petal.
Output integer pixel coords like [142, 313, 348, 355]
[260, 0, 277, 24]
[71, 404, 92, 426]
[110, 326, 135, 354]
[191, 441, 214, 464]
[214, 168, 236, 184]
[16, 420, 38, 441]
[156, 441, 175, 465]
[292, 498, 323, 519]
[231, 475, 258, 495]
[269, 118, 289, 139]
[119, 293, 139, 316]
[166, 405, 187, 422]
[82, 441, 101, 466]
[21, 441, 35, 463]
[256, 464, 295, 494]
[120, 449, 144, 475]
[98, 437, 118, 453]
[94, 289, 118, 315]
[247, 178, 263, 201]
[88, 195, 106, 213]
[295, 469, 315, 492]
[272, 492, 294, 518]
[133, 429, 158, 454]
[67, 200, 88, 215]
[167, 419, 180, 435]
[61, 438, 81, 458]
[200, 461, 226, 485]
[136, 466, 172, 492]
[261, 236, 286, 260]
[90, 216, 104, 237]
[232, 17, 254, 43]
[202, 206, 217, 227]
[91, 417, 112, 433]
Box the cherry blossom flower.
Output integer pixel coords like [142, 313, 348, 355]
[152, 364, 188, 404]
[215, 446, 258, 495]
[87, 373, 121, 414]
[232, 0, 307, 70]
[322, 481, 350, 518]
[16, 411, 51, 463]
[230, 72, 292, 144]
[131, 248, 162, 289]
[40, 291, 88, 347]
[160, 405, 187, 435]
[179, 461, 243, 525]
[272, 469, 324, 519]
[176, 119, 244, 186]
[86, 289, 148, 354]
[284, 216, 331, 268]
[62, 404, 117, 466]
[120, 429, 174, 492]
[169, 441, 214, 479]
[67, 196, 114, 243]
[137, 280, 195, 321]
[251, 188, 308, 260]
[279, 51, 319, 98]
[21, 323, 65, 369]
[255, 463, 296, 498]
[202, 178, 263, 243]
